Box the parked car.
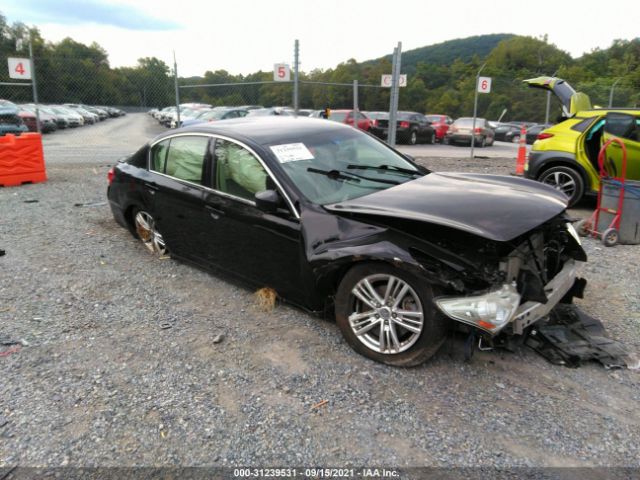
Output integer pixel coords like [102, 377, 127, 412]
[425, 114, 453, 142]
[364, 111, 389, 139]
[523, 76, 640, 206]
[107, 116, 586, 366]
[181, 108, 248, 127]
[526, 124, 553, 145]
[328, 110, 373, 132]
[50, 106, 84, 127]
[445, 117, 495, 147]
[20, 105, 58, 133]
[494, 123, 524, 143]
[0, 100, 28, 136]
[246, 107, 292, 117]
[65, 104, 97, 124]
[373, 111, 436, 145]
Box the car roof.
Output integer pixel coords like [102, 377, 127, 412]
[158, 116, 353, 146]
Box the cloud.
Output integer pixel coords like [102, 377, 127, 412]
[5, 0, 180, 31]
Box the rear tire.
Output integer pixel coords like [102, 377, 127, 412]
[538, 165, 584, 207]
[335, 263, 447, 367]
[408, 130, 418, 145]
[428, 132, 436, 144]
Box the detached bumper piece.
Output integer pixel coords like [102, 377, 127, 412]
[526, 304, 629, 369]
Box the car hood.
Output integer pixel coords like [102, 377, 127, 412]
[324, 172, 568, 242]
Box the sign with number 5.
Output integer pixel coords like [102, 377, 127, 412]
[477, 76, 491, 94]
[273, 63, 290, 82]
[8, 57, 32, 80]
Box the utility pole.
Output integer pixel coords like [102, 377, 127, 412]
[609, 78, 621, 108]
[173, 51, 180, 128]
[27, 33, 41, 134]
[387, 42, 402, 146]
[470, 62, 486, 160]
[293, 39, 300, 114]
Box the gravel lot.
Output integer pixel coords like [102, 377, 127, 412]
[1, 114, 639, 469]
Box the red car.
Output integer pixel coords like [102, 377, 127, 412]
[328, 110, 373, 131]
[426, 114, 453, 142]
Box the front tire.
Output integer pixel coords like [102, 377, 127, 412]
[335, 263, 447, 367]
[428, 132, 436, 144]
[538, 165, 584, 207]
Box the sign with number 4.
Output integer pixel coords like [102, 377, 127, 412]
[8, 57, 32, 80]
[477, 76, 491, 94]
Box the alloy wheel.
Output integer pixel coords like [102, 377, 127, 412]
[134, 211, 167, 255]
[348, 274, 424, 354]
[541, 170, 577, 198]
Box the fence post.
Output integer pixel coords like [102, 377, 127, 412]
[293, 39, 300, 114]
[353, 80, 359, 130]
[387, 42, 402, 146]
[173, 51, 181, 128]
[28, 34, 41, 134]
[470, 62, 486, 160]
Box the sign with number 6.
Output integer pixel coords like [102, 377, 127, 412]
[273, 63, 290, 82]
[8, 57, 32, 80]
[477, 76, 491, 94]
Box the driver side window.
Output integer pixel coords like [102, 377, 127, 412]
[214, 139, 268, 201]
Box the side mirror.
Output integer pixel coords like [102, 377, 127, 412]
[255, 189, 282, 213]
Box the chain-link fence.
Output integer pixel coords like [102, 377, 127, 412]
[1, 47, 638, 149]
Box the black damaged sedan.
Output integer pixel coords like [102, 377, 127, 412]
[107, 117, 587, 366]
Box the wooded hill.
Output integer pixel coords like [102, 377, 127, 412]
[1, 12, 638, 122]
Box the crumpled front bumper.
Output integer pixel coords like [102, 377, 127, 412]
[509, 259, 579, 335]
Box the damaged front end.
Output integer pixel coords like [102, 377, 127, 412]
[435, 216, 586, 336]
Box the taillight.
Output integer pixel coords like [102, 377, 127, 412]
[107, 167, 115, 185]
[474, 127, 482, 133]
[399, 121, 410, 128]
[537, 132, 554, 140]
[373, 119, 378, 127]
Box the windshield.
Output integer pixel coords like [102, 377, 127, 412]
[426, 115, 442, 123]
[329, 111, 348, 122]
[266, 128, 424, 205]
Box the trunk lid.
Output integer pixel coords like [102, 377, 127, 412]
[523, 76, 592, 117]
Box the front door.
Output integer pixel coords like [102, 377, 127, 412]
[201, 138, 303, 299]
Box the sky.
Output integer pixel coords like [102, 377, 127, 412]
[3, 0, 640, 76]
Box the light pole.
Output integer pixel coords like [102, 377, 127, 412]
[609, 78, 621, 108]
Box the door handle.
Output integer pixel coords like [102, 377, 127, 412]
[144, 182, 158, 194]
[205, 203, 225, 219]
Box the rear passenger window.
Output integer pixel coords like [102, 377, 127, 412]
[571, 118, 595, 132]
[150, 139, 170, 173]
[165, 136, 209, 184]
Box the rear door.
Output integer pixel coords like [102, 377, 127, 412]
[602, 112, 640, 180]
[149, 134, 212, 261]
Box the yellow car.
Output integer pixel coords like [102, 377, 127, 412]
[523, 76, 640, 206]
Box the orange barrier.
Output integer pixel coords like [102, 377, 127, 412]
[514, 125, 527, 176]
[0, 133, 47, 187]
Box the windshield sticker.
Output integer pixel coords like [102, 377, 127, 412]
[270, 143, 314, 163]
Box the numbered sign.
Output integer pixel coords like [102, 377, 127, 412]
[381, 74, 407, 87]
[477, 76, 492, 94]
[8, 57, 32, 80]
[273, 63, 290, 82]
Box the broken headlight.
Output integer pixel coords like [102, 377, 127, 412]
[435, 283, 521, 333]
